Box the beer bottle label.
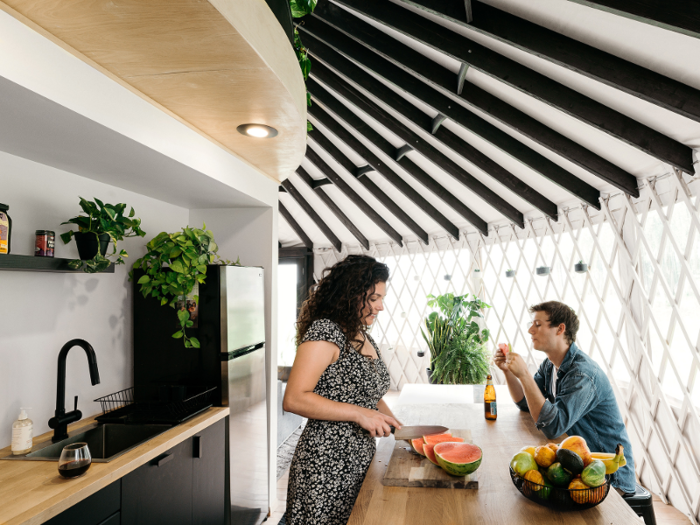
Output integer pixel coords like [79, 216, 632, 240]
[490, 402, 497, 416]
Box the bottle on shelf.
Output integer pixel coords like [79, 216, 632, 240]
[11, 407, 33, 455]
[484, 375, 497, 421]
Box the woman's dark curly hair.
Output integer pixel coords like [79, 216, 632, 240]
[296, 255, 389, 349]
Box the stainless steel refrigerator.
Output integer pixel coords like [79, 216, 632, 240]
[133, 265, 268, 525]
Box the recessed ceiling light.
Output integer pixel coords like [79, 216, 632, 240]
[237, 123, 278, 138]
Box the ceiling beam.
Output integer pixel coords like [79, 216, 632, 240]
[326, 0, 693, 174]
[307, 123, 431, 244]
[309, 61, 524, 229]
[301, 10, 604, 205]
[567, 0, 700, 40]
[281, 179, 343, 252]
[295, 167, 370, 250]
[471, 1, 700, 125]
[305, 145, 405, 246]
[308, 100, 461, 241]
[309, 79, 486, 237]
[403, 0, 472, 22]
[278, 201, 313, 249]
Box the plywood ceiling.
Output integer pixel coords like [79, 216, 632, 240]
[0, 0, 307, 182]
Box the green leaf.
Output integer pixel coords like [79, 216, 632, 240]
[172, 331, 184, 339]
[137, 275, 150, 284]
[307, 120, 313, 132]
[177, 309, 190, 323]
[170, 260, 185, 273]
[60, 231, 74, 244]
[190, 338, 201, 349]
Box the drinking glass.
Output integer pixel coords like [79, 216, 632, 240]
[58, 443, 92, 479]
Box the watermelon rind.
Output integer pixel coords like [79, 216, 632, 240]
[435, 443, 483, 476]
[411, 438, 425, 456]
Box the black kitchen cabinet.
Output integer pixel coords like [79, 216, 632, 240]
[121, 438, 193, 525]
[46, 418, 227, 525]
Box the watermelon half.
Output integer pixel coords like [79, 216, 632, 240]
[411, 438, 425, 456]
[423, 443, 439, 465]
[434, 442, 483, 476]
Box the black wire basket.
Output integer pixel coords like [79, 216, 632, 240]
[510, 467, 611, 511]
[94, 385, 216, 425]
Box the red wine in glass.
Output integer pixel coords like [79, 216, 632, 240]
[58, 442, 91, 479]
[58, 459, 91, 478]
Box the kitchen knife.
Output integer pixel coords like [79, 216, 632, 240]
[390, 425, 449, 440]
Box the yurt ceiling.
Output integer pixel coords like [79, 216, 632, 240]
[277, 0, 700, 250]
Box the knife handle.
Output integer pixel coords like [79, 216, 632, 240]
[390, 425, 396, 434]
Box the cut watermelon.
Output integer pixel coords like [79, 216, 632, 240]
[423, 433, 463, 446]
[411, 438, 425, 456]
[434, 442, 483, 476]
[423, 443, 439, 465]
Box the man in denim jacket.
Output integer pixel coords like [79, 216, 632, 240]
[495, 301, 636, 493]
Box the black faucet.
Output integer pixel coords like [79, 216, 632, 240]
[48, 339, 101, 443]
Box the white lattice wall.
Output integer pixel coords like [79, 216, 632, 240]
[313, 170, 700, 523]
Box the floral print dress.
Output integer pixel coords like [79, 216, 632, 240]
[286, 319, 391, 525]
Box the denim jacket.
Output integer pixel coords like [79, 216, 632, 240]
[515, 342, 636, 492]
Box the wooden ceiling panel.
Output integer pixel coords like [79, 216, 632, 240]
[2, 0, 306, 181]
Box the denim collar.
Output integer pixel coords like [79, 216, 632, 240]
[557, 341, 580, 375]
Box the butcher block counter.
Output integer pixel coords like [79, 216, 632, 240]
[0, 407, 229, 525]
[348, 385, 639, 525]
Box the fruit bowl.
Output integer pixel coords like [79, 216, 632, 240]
[509, 467, 611, 511]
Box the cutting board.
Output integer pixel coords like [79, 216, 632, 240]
[382, 428, 479, 489]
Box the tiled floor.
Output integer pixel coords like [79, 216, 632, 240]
[265, 390, 691, 525]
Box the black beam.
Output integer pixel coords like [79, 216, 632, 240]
[569, 0, 700, 39]
[309, 100, 462, 241]
[295, 167, 370, 250]
[309, 79, 481, 237]
[301, 10, 604, 206]
[307, 123, 431, 244]
[327, 0, 692, 174]
[305, 145, 405, 246]
[310, 178, 333, 189]
[281, 179, 343, 252]
[303, 2, 639, 197]
[404, 0, 471, 22]
[471, 1, 700, 127]
[278, 201, 313, 249]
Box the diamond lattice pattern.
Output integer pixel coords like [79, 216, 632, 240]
[311, 171, 700, 523]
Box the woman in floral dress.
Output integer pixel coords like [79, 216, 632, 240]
[283, 255, 402, 525]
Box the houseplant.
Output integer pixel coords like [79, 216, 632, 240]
[536, 266, 551, 276]
[60, 197, 146, 273]
[130, 225, 240, 348]
[505, 269, 515, 278]
[421, 293, 491, 384]
[575, 260, 588, 273]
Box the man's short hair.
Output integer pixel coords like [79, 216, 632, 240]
[529, 301, 580, 345]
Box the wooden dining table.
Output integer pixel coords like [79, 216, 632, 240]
[348, 385, 640, 524]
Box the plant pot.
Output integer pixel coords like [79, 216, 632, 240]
[505, 270, 515, 278]
[426, 368, 439, 385]
[536, 266, 550, 276]
[74, 232, 110, 260]
[575, 263, 588, 273]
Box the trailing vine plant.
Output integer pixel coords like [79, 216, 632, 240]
[290, 0, 317, 132]
[129, 225, 240, 348]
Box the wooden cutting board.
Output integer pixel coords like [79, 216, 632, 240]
[381, 429, 479, 489]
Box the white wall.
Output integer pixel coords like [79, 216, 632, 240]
[189, 207, 279, 514]
[0, 151, 189, 447]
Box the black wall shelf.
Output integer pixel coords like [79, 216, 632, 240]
[0, 254, 115, 273]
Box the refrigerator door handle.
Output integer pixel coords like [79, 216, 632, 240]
[193, 435, 202, 459]
[154, 452, 173, 467]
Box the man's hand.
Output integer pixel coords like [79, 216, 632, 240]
[506, 352, 529, 379]
[494, 347, 509, 373]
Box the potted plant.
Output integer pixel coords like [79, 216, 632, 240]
[60, 197, 146, 273]
[536, 266, 550, 276]
[431, 330, 491, 386]
[420, 293, 491, 384]
[505, 269, 515, 278]
[575, 260, 588, 273]
[130, 225, 239, 348]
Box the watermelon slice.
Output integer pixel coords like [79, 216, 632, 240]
[498, 342, 511, 355]
[423, 433, 463, 446]
[423, 443, 439, 466]
[434, 442, 483, 476]
[411, 438, 426, 456]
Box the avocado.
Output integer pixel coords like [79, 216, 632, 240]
[556, 448, 584, 475]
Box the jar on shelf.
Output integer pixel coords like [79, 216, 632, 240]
[35, 230, 55, 257]
[0, 203, 11, 254]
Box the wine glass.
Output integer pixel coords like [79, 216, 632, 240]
[58, 443, 92, 479]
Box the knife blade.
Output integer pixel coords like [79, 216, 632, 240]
[391, 425, 449, 440]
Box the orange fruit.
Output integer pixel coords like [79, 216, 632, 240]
[524, 469, 545, 491]
[520, 446, 536, 457]
[568, 478, 591, 504]
[534, 445, 557, 468]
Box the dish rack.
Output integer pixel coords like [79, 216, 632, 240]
[94, 385, 216, 425]
[509, 467, 611, 511]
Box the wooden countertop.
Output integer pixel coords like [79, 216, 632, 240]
[0, 407, 229, 525]
[348, 397, 639, 525]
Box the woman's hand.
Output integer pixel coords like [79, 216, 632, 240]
[355, 407, 402, 438]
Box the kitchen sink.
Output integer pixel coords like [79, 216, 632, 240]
[1, 423, 171, 463]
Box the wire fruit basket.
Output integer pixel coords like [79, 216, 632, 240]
[509, 467, 611, 511]
[94, 385, 216, 425]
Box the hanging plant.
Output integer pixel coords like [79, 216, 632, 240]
[289, 0, 317, 132]
[129, 225, 240, 348]
[60, 197, 146, 273]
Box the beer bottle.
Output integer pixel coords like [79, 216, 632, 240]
[484, 374, 497, 420]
